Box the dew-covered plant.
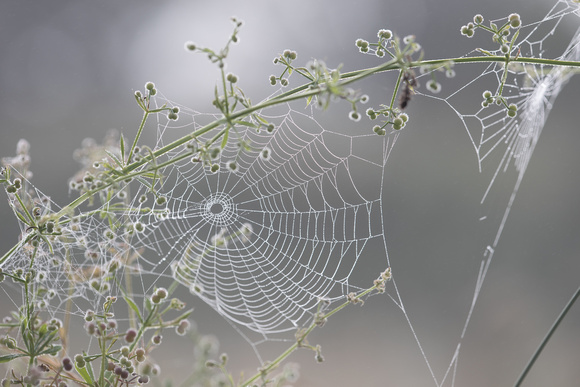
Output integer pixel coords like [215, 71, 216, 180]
[1, 5, 579, 387]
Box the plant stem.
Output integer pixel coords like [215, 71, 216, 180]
[239, 282, 382, 387]
[1, 54, 579, 267]
[513, 285, 580, 387]
[127, 111, 150, 167]
[390, 70, 405, 110]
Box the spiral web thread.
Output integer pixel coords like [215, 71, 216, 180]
[0, 95, 399, 350]
[132, 101, 397, 343]
[0, 0, 578, 382]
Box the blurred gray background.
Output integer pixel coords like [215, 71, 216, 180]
[1, 0, 579, 386]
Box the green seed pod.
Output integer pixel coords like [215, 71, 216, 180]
[427, 80, 442, 93]
[509, 13, 521, 28]
[156, 287, 168, 299]
[378, 29, 392, 39]
[260, 148, 271, 160]
[226, 73, 238, 83]
[134, 222, 144, 233]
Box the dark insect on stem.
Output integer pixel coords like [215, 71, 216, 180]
[399, 70, 417, 110]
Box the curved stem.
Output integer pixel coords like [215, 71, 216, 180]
[1, 54, 579, 266]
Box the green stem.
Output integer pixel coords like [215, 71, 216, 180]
[14, 192, 36, 225]
[1, 54, 579, 266]
[128, 304, 158, 352]
[513, 285, 580, 387]
[127, 111, 150, 167]
[220, 67, 230, 118]
[99, 336, 107, 384]
[390, 70, 405, 110]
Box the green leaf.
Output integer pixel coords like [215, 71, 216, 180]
[104, 150, 123, 168]
[34, 328, 57, 353]
[306, 95, 314, 107]
[511, 29, 520, 46]
[221, 128, 230, 149]
[0, 353, 26, 363]
[174, 308, 194, 323]
[233, 120, 259, 129]
[83, 351, 96, 382]
[476, 48, 494, 56]
[120, 289, 143, 323]
[76, 363, 94, 385]
[255, 115, 269, 125]
[40, 345, 62, 357]
[120, 134, 125, 164]
[145, 296, 152, 314]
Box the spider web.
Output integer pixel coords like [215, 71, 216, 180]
[129, 100, 398, 344]
[0, 95, 400, 352]
[411, 1, 580, 384]
[0, 0, 578, 383]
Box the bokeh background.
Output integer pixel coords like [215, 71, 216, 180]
[1, 0, 579, 386]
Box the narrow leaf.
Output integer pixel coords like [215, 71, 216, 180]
[120, 134, 125, 164]
[76, 363, 94, 385]
[104, 150, 123, 168]
[233, 120, 259, 129]
[83, 351, 96, 382]
[221, 128, 230, 149]
[255, 115, 269, 125]
[0, 353, 26, 363]
[120, 289, 143, 323]
[40, 345, 62, 357]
